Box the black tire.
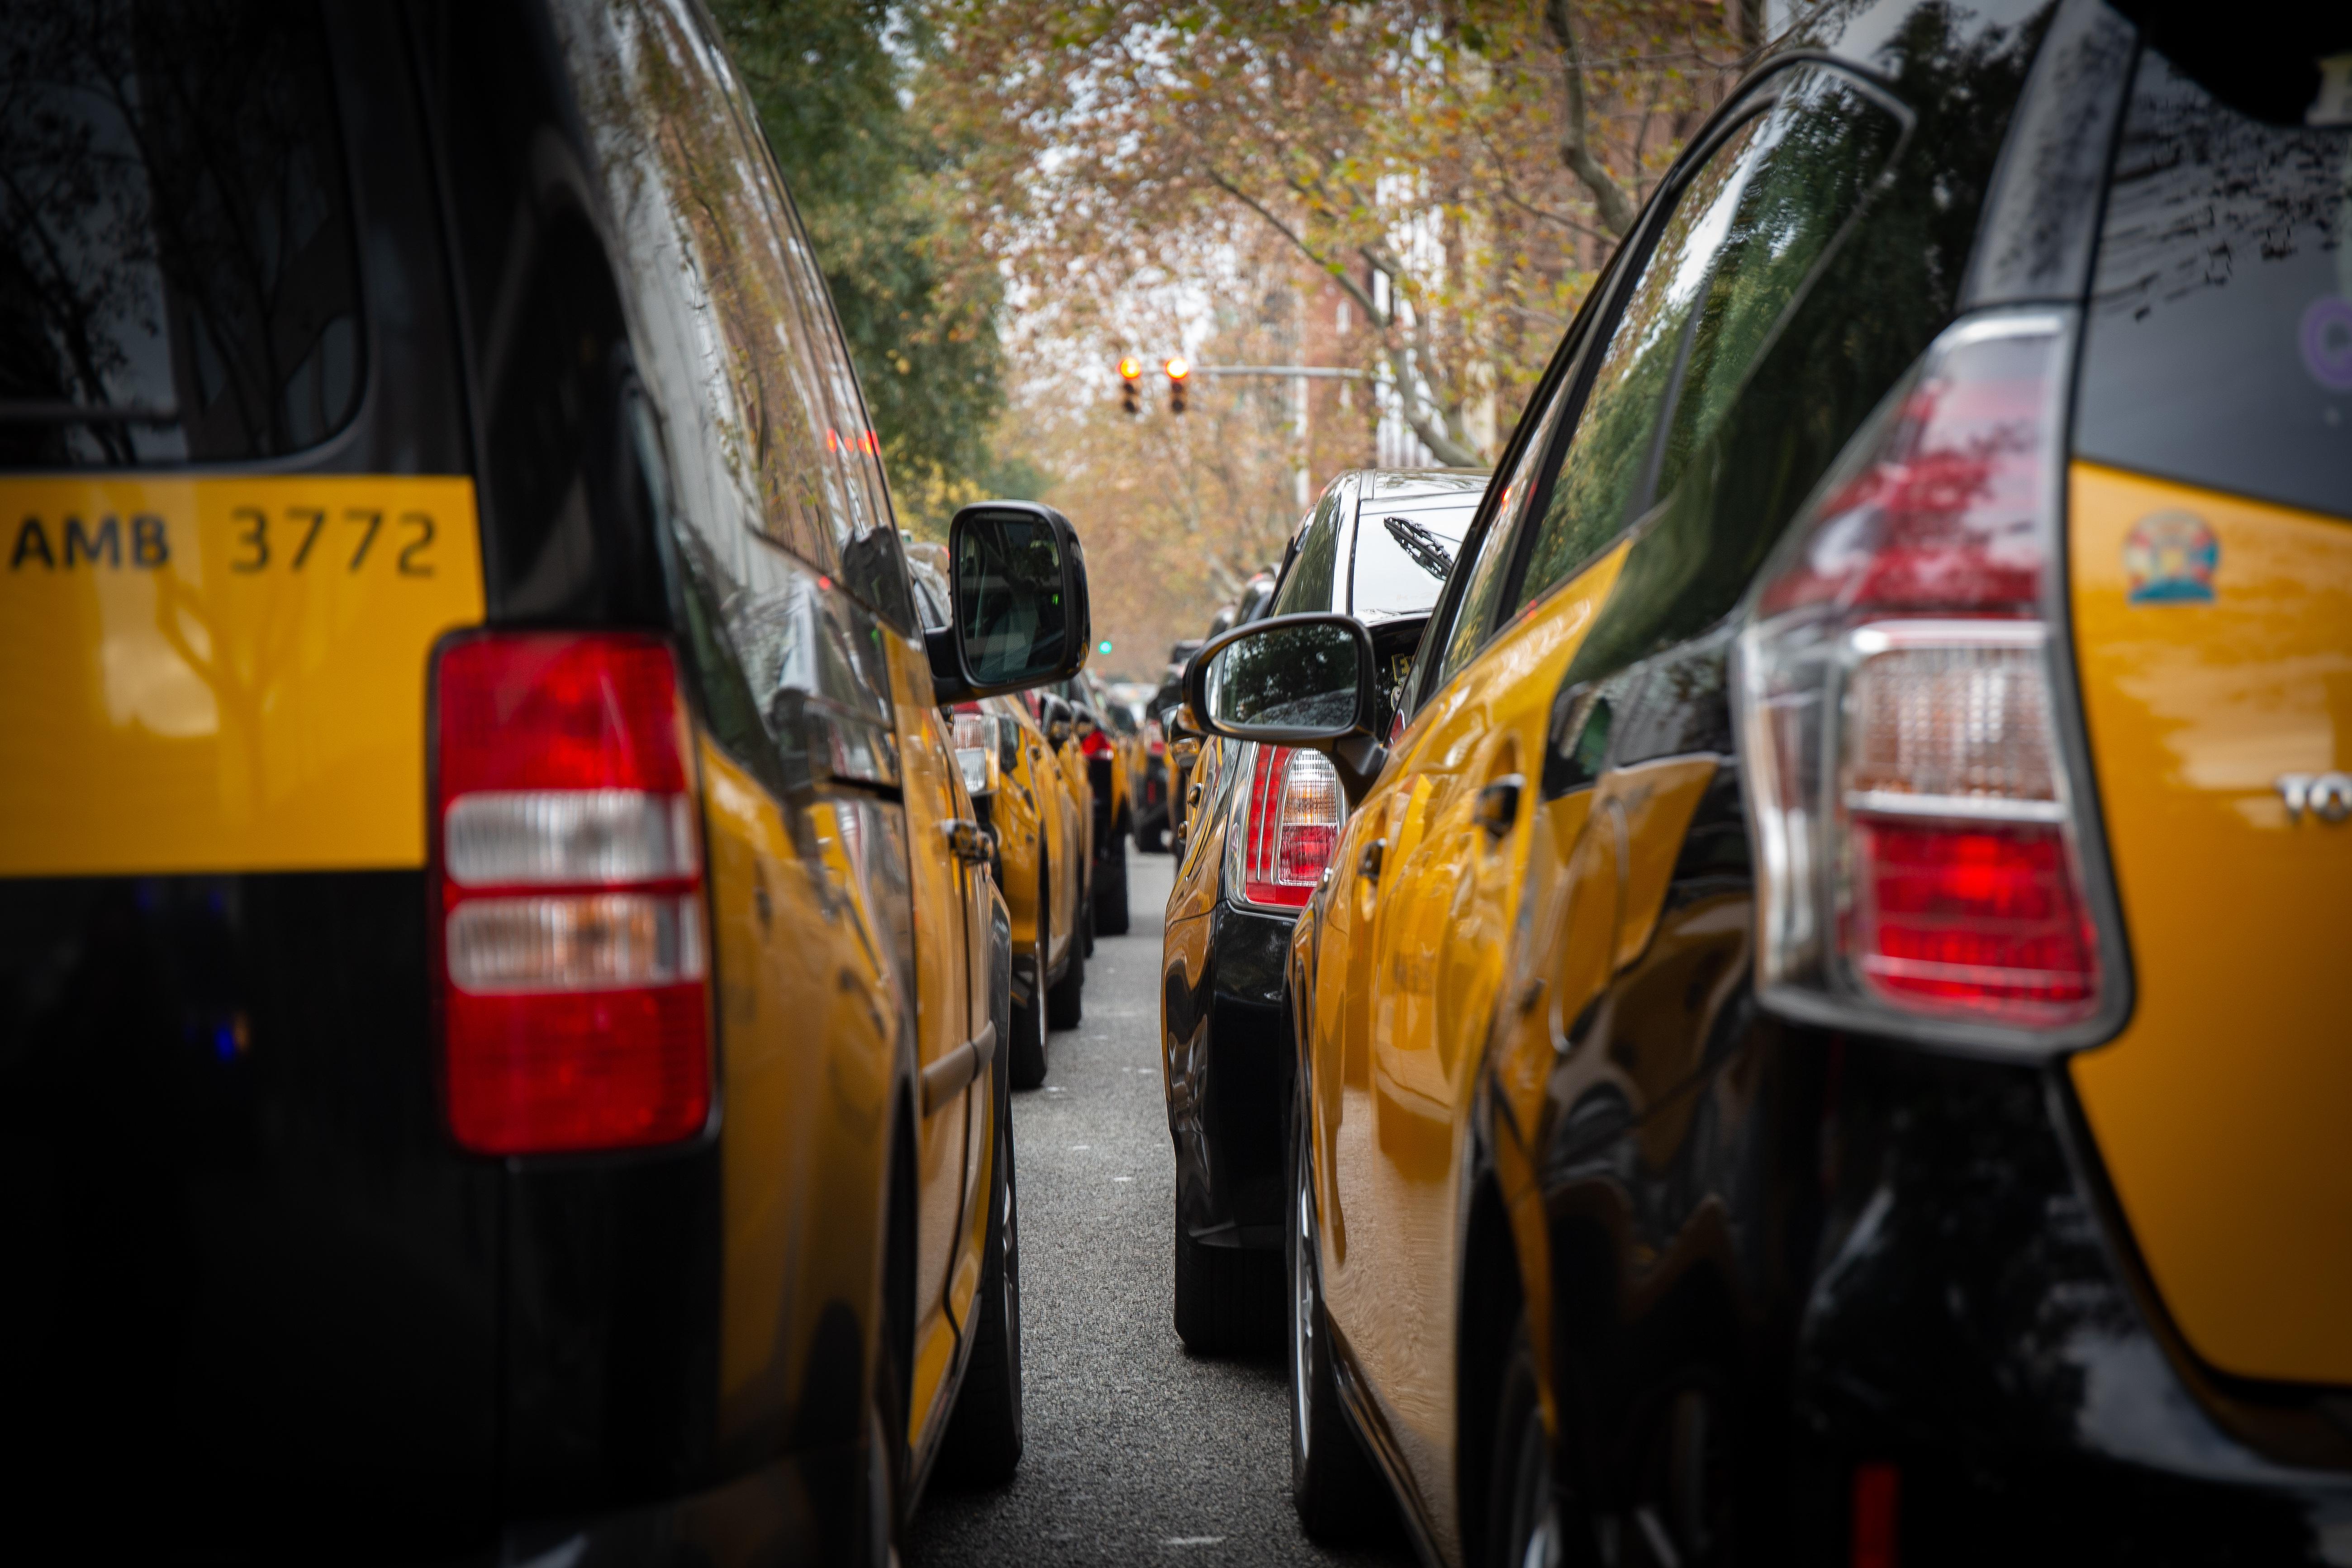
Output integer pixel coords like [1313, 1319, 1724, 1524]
[1139, 814, 1168, 854]
[1485, 1317, 1587, 1568]
[1093, 823, 1131, 935]
[1007, 977, 1047, 1090]
[1288, 1103, 1387, 1537]
[860, 1397, 899, 1568]
[1174, 1212, 1281, 1356]
[1047, 932, 1084, 1031]
[1011, 868, 1051, 1087]
[937, 1051, 1024, 1483]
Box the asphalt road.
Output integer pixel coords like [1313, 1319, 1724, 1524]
[908, 850, 1419, 1568]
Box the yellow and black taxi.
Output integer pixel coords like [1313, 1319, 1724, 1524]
[0, 2, 1091, 1560]
[1160, 469, 1487, 1354]
[1188, 1, 2352, 1563]
[911, 555, 1090, 1086]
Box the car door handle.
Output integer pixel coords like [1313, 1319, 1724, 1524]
[921, 1021, 997, 1115]
[1359, 836, 1386, 881]
[1475, 774, 1524, 841]
[944, 819, 995, 865]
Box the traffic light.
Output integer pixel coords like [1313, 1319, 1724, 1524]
[1165, 355, 1189, 415]
[1118, 355, 1142, 416]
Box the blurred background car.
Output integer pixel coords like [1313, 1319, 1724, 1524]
[1158, 470, 1487, 1352]
[1070, 670, 1136, 934]
[915, 553, 1092, 1080]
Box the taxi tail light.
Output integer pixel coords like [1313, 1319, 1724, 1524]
[1081, 726, 1114, 759]
[1732, 310, 2116, 1048]
[1235, 745, 1342, 909]
[952, 705, 1002, 796]
[432, 633, 710, 1155]
[1145, 718, 1165, 757]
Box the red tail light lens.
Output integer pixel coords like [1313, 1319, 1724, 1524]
[1231, 745, 1342, 909]
[433, 634, 709, 1154]
[1081, 727, 1113, 758]
[1734, 311, 2119, 1047]
[1145, 719, 1165, 757]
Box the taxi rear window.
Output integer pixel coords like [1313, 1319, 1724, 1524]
[0, 1, 361, 469]
[2076, 48, 2352, 519]
[1349, 502, 1476, 621]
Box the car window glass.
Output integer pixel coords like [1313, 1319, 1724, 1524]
[1433, 385, 1573, 685]
[1350, 499, 1480, 620]
[767, 193, 920, 630]
[1649, 71, 1902, 503]
[0, 1, 361, 468]
[1509, 113, 1771, 613]
[2076, 49, 2352, 519]
[1269, 487, 1345, 614]
[557, 0, 840, 573]
[1558, 67, 1911, 686]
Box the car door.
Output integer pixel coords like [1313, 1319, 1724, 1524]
[767, 191, 994, 1443]
[1321, 62, 1909, 1546]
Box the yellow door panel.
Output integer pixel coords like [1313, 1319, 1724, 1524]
[1323, 542, 1629, 1551]
[2068, 462, 2352, 1387]
[1605, 757, 1719, 971]
[703, 741, 895, 1451]
[0, 475, 482, 875]
[884, 632, 979, 1449]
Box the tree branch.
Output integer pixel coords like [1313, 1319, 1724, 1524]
[1544, 0, 1635, 237]
[1206, 168, 1389, 328]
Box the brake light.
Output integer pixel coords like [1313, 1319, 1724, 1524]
[1081, 727, 1114, 759]
[1231, 745, 1342, 908]
[1733, 311, 2116, 1045]
[1145, 718, 1164, 757]
[432, 633, 709, 1154]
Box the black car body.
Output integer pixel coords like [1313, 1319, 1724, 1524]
[1160, 472, 1485, 1351]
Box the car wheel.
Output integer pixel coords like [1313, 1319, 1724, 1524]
[1007, 973, 1048, 1089]
[1093, 822, 1131, 935]
[936, 1050, 1024, 1482]
[1483, 1315, 1595, 1568]
[1287, 1101, 1386, 1537]
[1047, 933, 1084, 1031]
[1140, 816, 1167, 854]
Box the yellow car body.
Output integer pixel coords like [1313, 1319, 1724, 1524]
[1252, 8, 2352, 1563]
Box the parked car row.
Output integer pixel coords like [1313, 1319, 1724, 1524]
[1163, 1, 2352, 1564]
[0, 3, 1112, 1560]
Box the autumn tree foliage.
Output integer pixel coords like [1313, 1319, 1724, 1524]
[935, 0, 1760, 466]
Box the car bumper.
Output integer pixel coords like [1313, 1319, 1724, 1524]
[1792, 1042, 2352, 1565]
[1163, 898, 1296, 1250]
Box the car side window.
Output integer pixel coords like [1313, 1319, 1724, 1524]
[1268, 486, 1345, 616]
[1430, 381, 1573, 688]
[1507, 113, 1772, 615]
[557, 0, 844, 575]
[1559, 67, 1912, 685]
[1512, 70, 1904, 621]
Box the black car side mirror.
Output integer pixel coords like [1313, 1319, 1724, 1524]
[1184, 612, 1386, 807]
[929, 502, 1092, 704]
